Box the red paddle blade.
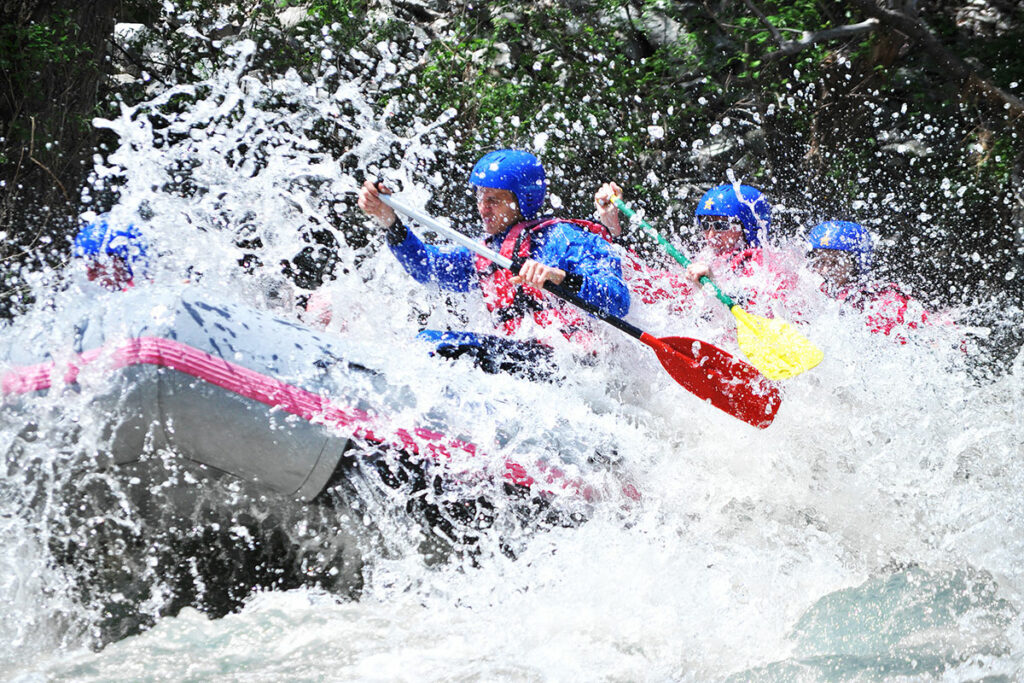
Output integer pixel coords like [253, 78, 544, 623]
[640, 333, 782, 429]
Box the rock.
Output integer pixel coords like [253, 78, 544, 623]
[641, 8, 682, 48]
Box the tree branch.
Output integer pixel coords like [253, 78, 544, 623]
[743, 0, 783, 45]
[742, 1, 880, 60]
[107, 36, 169, 87]
[846, 0, 1024, 119]
[768, 19, 880, 59]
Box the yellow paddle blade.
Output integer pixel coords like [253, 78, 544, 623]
[731, 306, 824, 380]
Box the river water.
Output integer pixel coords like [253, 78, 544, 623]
[2, 36, 1023, 682]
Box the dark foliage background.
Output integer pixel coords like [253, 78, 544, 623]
[2, 0, 1022, 357]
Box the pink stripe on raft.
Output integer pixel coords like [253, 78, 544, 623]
[3, 337, 453, 454]
[0, 336, 599, 498]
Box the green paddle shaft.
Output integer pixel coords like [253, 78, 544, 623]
[612, 198, 736, 309]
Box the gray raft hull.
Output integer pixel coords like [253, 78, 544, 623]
[1, 286, 415, 502]
[0, 286, 601, 643]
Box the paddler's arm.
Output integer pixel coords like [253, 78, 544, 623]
[357, 179, 399, 230]
[539, 223, 631, 317]
[357, 180, 475, 292]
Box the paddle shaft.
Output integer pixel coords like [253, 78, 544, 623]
[612, 198, 736, 309]
[379, 194, 647, 341]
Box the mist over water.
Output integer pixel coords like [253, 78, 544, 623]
[2, 35, 1023, 682]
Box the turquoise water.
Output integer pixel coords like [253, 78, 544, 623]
[736, 568, 1017, 681]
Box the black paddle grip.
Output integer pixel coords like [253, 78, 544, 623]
[510, 258, 644, 341]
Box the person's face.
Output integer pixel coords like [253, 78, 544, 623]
[808, 249, 859, 292]
[476, 187, 522, 235]
[699, 215, 747, 254]
[86, 255, 133, 290]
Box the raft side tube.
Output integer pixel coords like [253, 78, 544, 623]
[158, 366, 350, 500]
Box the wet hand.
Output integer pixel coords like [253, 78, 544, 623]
[594, 181, 623, 237]
[357, 179, 397, 228]
[513, 259, 565, 289]
[685, 262, 712, 284]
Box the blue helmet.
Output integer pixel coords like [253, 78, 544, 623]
[469, 150, 547, 219]
[73, 216, 149, 280]
[807, 221, 873, 273]
[694, 184, 772, 248]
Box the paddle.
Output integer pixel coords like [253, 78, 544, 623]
[611, 197, 823, 380]
[378, 193, 782, 429]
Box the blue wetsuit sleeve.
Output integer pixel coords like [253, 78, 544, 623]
[539, 223, 631, 317]
[387, 223, 476, 292]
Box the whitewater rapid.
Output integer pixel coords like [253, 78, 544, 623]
[1, 37, 1023, 682]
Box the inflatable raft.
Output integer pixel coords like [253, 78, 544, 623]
[0, 287, 611, 510]
[0, 286, 639, 637]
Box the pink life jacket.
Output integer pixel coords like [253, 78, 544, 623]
[617, 249, 693, 307]
[648, 247, 797, 320]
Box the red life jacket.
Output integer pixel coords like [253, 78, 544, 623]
[707, 247, 798, 314]
[560, 220, 697, 310]
[473, 218, 607, 342]
[837, 282, 929, 344]
[616, 242, 792, 315]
